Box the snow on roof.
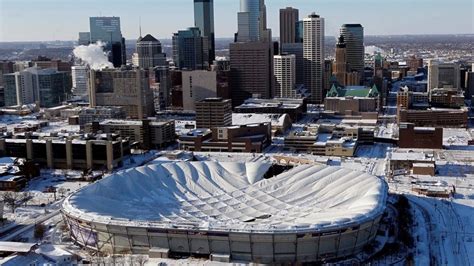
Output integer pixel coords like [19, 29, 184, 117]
[232, 113, 288, 127]
[36, 244, 72, 260]
[0, 241, 36, 253]
[63, 162, 387, 233]
[0, 253, 51, 266]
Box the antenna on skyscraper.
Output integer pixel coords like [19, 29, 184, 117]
[139, 17, 142, 38]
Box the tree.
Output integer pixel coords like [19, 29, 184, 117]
[58, 187, 67, 198]
[34, 223, 46, 240]
[1, 192, 34, 213]
[2, 192, 22, 213]
[133, 255, 148, 266]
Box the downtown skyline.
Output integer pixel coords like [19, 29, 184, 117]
[0, 0, 473, 42]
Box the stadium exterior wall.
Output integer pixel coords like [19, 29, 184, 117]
[61, 211, 383, 263]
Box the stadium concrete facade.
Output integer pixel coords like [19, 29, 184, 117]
[62, 162, 387, 263]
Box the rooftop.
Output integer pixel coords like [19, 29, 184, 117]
[63, 162, 387, 233]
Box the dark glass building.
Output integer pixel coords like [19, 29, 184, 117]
[194, 0, 215, 64]
[89, 17, 126, 67]
[172, 27, 207, 70]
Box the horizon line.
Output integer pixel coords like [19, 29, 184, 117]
[0, 33, 473, 43]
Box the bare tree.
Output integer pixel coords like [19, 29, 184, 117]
[58, 187, 67, 198]
[21, 192, 33, 207]
[134, 255, 148, 266]
[1, 192, 23, 213]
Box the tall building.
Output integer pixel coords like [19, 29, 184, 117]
[295, 20, 304, 43]
[237, 0, 267, 42]
[136, 34, 166, 69]
[231, 0, 273, 106]
[172, 27, 207, 70]
[279, 7, 299, 44]
[182, 70, 218, 111]
[89, 17, 126, 67]
[303, 13, 325, 103]
[274, 54, 296, 98]
[151, 66, 172, 111]
[89, 68, 154, 119]
[71, 66, 89, 98]
[78, 32, 91, 45]
[333, 35, 360, 86]
[230, 41, 274, 106]
[3, 67, 71, 107]
[195, 98, 232, 129]
[467, 64, 474, 99]
[281, 43, 304, 85]
[340, 24, 364, 76]
[194, 0, 215, 64]
[428, 61, 461, 91]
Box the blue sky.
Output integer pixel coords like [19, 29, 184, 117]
[0, 0, 472, 41]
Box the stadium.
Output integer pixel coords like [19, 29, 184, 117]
[61, 161, 388, 263]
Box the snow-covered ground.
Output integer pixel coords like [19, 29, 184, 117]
[443, 128, 473, 149]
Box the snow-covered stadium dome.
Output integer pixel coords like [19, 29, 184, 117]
[62, 161, 387, 263]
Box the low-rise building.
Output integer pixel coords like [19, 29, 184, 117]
[179, 123, 271, 153]
[195, 98, 232, 129]
[399, 123, 443, 149]
[85, 119, 176, 149]
[232, 113, 292, 136]
[284, 123, 369, 157]
[285, 131, 358, 157]
[324, 85, 380, 116]
[234, 98, 307, 122]
[61, 106, 127, 126]
[398, 108, 468, 128]
[389, 149, 436, 177]
[429, 88, 465, 108]
[0, 133, 130, 171]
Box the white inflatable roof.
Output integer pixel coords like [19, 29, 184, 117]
[63, 162, 387, 233]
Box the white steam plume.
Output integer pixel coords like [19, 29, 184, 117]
[365, 45, 387, 56]
[73, 41, 114, 70]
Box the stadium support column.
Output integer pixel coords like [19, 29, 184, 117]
[106, 141, 113, 171]
[46, 139, 53, 169]
[118, 138, 124, 167]
[0, 140, 5, 156]
[26, 139, 33, 160]
[86, 141, 93, 170]
[66, 139, 73, 169]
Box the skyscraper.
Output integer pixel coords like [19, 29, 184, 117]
[340, 24, 364, 76]
[303, 13, 325, 103]
[279, 7, 299, 44]
[89, 17, 126, 67]
[466, 64, 474, 99]
[136, 34, 166, 69]
[78, 32, 91, 45]
[281, 43, 304, 86]
[172, 27, 207, 70]
[89, 68, 154, 119]
[231, 0, 273, 106]
[71, 65, 89, 99]
[194, 0, 215, 64]
[230, 41, 274, 106]
[333, 35, 360, 86]
[237, 0, 266, 42]
[274, 54, 296, 98]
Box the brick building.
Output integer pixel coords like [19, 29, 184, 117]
[179, 123, 271, 153]
[399, 123, 443, 149]
[398, 108, 468, 128]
